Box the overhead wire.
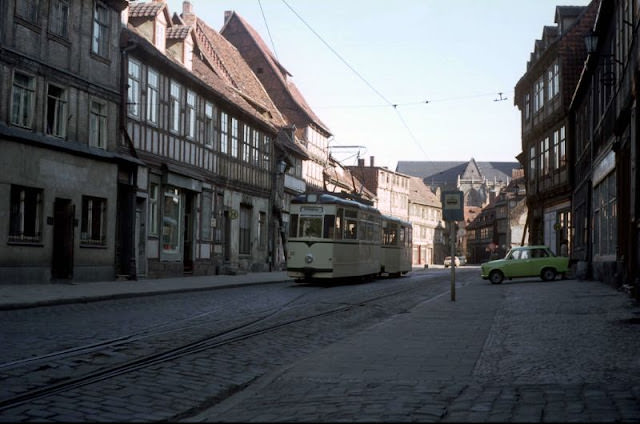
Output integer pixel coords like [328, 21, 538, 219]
[258, 0, 279, 60]
[275, 0, 506, 163]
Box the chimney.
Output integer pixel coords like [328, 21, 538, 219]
[182, 1, 196, 26]
[369, 156, 375, 167]
[358, 158, 365, 167]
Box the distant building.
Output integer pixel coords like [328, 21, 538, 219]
[407, 177, 445, 266]
[396, 158, 520, 208]
[347, 157, 410, 220]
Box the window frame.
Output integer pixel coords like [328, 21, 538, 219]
[170, 80, 182, 134]
[11, 71, 36, 129]
[146, 67, 159, 125]
[80, 195, 107, 247]
[15, 0, 40, 24]
[9, 185, 43, 244]
[91, 1, 110, 58]
[204, 102, 217, 148]
[127, 59, 141, 118]
[89, 100, 108, 149]
[49, 0, 69, 38]
[46, 83, 68, 138]
[239, 205, 251, 255]
[186, 90, 196, 139]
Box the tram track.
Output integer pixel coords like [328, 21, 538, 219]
[0, 273, 465, 415]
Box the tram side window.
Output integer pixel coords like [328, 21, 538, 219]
[399, 226, 405, 245]
[289, 214, 298, 238]
[384, 223, 398, 245]
[335, 208, 343, 240]
[323, 215, 335, 239]
[300, 216, 322, 237]
[344, 210, 358, 239]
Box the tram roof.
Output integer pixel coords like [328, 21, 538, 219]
[291, 192, 380, 214]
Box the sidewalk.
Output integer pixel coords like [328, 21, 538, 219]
[0, 271, 293, 311]
[0, 266, 440, 311]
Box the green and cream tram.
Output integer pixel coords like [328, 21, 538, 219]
[286, 192, 412, 282]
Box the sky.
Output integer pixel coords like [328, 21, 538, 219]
[165, 0, 592, 170]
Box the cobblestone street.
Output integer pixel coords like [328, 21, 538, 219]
[188, 277, 640, 422]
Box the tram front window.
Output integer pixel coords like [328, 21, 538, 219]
[300, 216, 322, 237]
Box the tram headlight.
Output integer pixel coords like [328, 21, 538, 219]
[305, 253, 314, 264]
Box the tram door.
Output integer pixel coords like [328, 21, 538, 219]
[52, 198, 74, 280]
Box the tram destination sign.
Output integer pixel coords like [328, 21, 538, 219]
[441, 190, 464, 222]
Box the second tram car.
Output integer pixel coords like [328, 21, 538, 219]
[286, 192, 412, 282]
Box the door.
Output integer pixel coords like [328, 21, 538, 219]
[183, 194, 193, 273]
[52, 198, 74, 280]
[135, 198, 146, 278]
[224, 209, 231, 262]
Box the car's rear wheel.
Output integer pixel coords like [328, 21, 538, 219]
[541, 268, 556, 281]
[489, 270, 504, 284]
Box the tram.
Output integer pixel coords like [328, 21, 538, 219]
[286, 192, 412, 282]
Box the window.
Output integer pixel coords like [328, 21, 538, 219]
[147, 68, 159, 124]
[11, 71, 36, 128]
[204, 102, 217, 147]
[552, 130, 560, 171]
[239, 205, 251, 254]
[186, 90, 196, 139]
[46, 84, 67, 138]
[593, 172, 616, 256]
[149, 183, 159, 235]
[558, 126, 566, 168]
[533, 76, 544, 112]
[92, 2, 110, 57]
[252, 130, 260, 164]
[214, 193, 224, 243]
[89, 100, 107, 149]
[262, 136, 271, 170]
[127, 59, 141, 118]
[529, 144, 536, 191]
[170, 81, 181, 133]
[231, 118, 238, 158]
[524, 93, 531, 121]
[81, 196, 107, 246]
[546, 63, 560, 100]
[9, 185, 42, 243]
[16, 0, 39, 24]
[242, 126, 251, 162]
[201, 191, 213, 241]
[162, 187, 181, 254]
[344, 210, 358, 240]
[49, 0, 69, 37]
[220, 112, 229, 154]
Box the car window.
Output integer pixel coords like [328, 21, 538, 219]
[520, 250, 529, 259]
[532, 249, 548, 258]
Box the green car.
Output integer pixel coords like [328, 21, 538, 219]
[481, 245, 570, 284]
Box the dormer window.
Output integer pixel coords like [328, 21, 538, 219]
[155, 21, 165, 52]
